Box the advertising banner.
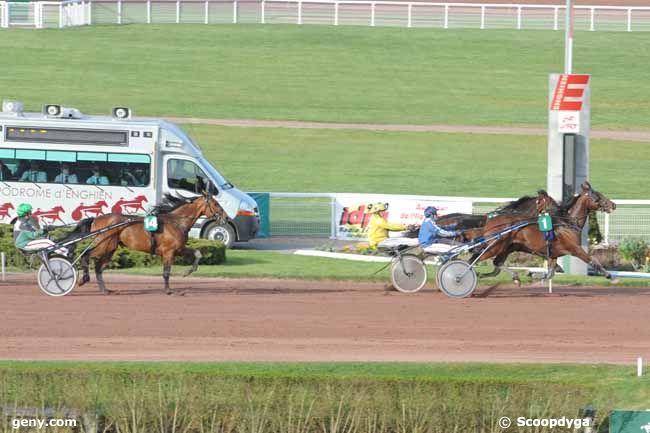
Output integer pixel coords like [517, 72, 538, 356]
[334, 193, 472, 240]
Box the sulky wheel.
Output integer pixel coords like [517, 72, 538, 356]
[37, 257, 77, 297]
[390, 254, 428, 294]
[436, 260, 477, 298]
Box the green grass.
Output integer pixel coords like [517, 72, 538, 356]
[1, 25, 650, 128]
[0, 361, 647, 432]
[183, 124, 649, 198]
[115, 249, 650, 287]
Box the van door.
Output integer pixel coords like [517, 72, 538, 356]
[162, 155, 238, 218]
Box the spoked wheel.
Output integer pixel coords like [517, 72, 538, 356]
[436, 260, 477, 298]
[37, 257, 77, 297]
[390, 254, 428, 294]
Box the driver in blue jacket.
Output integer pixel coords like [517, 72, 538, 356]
[418, 206, 461, 248]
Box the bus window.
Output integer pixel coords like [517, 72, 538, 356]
[167, 159, 210, 194]
[0, 148, 151, 186]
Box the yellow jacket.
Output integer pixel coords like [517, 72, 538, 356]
[367, 214, 407, 247]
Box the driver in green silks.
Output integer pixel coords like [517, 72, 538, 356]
[13, 203, 68, 255]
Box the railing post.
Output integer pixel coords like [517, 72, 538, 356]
[260, 0, 264, 23]
[480, 4, 484, 29]
[117, 0, 121, 24]
[146, 0, 151, 23]
[333, 1, 338, 25]
[370, 2, 374, 26]
[590, 7, 594, 31]
[516, 5, 521, 29]
[33, 2, 38, 28]
[232, 0, 237, 23]
[58, 2, 63, 27]
[553, 6, 558, 30]
[204, 0, 208, 24]
[604, 213, 610, 245]
[443, 4, 448, 29]
[627, 8, 632, 32]
[176, 0, 180, 23]
[407, 2, 411, 28]
[297, 0, 302, 24]
[330, 196, 336, 240]
[88, 0, 92, 25]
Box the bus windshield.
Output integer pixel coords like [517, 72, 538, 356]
[199, 159, 233, 190]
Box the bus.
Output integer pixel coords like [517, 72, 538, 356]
[0, 100, 258, 247]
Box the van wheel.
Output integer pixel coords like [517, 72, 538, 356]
[204, 222, 235, 248]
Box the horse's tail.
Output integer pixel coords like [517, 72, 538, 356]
[58, 217, 95, 245]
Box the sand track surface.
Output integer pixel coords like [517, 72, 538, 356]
[1, 273, 649, 364]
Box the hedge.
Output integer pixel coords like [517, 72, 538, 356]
[0, 224, 226, 270]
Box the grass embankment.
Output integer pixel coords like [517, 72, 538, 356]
[116, 249, 650, 287]
[1, 25, 650, 128]
[0, 361, 647, 432]
[184, 124, 650, 198]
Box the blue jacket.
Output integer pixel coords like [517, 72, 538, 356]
[418, 218, 457, 247]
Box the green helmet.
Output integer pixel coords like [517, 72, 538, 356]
[16, 203, 33, 217]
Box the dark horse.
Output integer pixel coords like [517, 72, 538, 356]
[464, 182, 616, 283]
[67, 192, 227, 294]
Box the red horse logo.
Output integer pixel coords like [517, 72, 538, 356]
[0, 203, 14, 221]
[32, 206, 66, 225]
[111, 195, 148, 214]
[71, 200, 108, 221]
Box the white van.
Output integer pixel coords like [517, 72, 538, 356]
[0, 101, 259, 247]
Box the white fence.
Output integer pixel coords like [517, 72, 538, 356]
[263, 192, 650, 244]
[0, 0, 90, 28]
[83, 0, 650, 31]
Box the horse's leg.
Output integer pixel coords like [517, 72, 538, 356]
[543, 258, 558, 280]
[94, 250, 116, 294]
[491, 251, 521, 287]
[181, 248, 202, 277]
[562, 243, 612, 279]
[162, 251, 176, 294]
[79, 249, 92, 286]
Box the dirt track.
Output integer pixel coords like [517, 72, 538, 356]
[2, 273, 650, 364]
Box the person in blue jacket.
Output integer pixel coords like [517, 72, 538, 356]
[418, 206, 461, 248]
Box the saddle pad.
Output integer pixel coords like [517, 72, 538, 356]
[143, 215, 158, 232]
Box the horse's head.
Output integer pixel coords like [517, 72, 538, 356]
[580, 182, 616, 213]
[535, 189, 559, 214]
[198, 190, 227, 223]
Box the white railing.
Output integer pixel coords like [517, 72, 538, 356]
[261, 192, 650, 244]
[83, 0, 650, 31]
[0, 0, 90, 28]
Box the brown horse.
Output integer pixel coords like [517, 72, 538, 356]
[458, 190, 559, 282]
[465, 182, 616, 283]
[71, 192, 227, 294]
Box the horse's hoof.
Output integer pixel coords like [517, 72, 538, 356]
[513, 279, 521, 288]
[79, 275, 90, 286]
[101, 288, 115, 295]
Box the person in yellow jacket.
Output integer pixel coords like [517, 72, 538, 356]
[366, 202, 419, 249]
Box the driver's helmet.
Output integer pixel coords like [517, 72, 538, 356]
[424, 206, 438, 218]
[367, 202, 389, 214]
[16, 203, 33, 217]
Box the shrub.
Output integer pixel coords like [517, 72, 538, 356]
[618, 238, 650, 270]
[0, 223, 225, 270]
[587, 211, 603, 245]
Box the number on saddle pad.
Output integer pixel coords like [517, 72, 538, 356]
[537, 213, 553, 232]
[144, 215, 158, 232]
